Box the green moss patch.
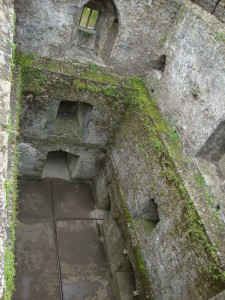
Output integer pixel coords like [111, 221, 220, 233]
[4, 71, 21, 300]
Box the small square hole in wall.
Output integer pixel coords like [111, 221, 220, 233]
[57, 101, 78, 116]
[79, 7, 99, 30]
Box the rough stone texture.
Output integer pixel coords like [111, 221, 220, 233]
[14, 0, 119, 66]
[107, 111, 225, 299]
[102, 213, 136, 300]
[211, 289, 225, 300]
[17, 60, 129, 180]
[0, 0, 14, 297]
[195, 157, 225, 226]
[108, 0, 182, 75]
[197, 120, 225, 163]
[8, 0, 225, 299]
[191, 0, 225, 23]
[20, 72, 125, 145]
[18, 143, 45, 177]
[16, 51, 225, 298]
[147, 1, 225, 157]
[14, 178, 113, 300]
[145, 2, 225, 250]
[14, 0, 182, 75]
[93, 169, 111, 210]
[19, 140, 103, 180]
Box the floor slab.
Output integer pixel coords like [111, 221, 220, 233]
[17, 178, 52, 220]
[13, 178, 113, 300]
[13, 220, 60, 300]
[57, 220, 113, 300]
[53, 179, 95, 219]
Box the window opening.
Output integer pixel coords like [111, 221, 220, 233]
[79, 7, 99, 30]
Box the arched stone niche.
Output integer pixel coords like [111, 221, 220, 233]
[76, 0, 119, 63]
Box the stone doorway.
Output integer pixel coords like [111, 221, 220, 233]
[41, 151, 71, 180]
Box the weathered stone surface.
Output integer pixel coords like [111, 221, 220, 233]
[0, 0, 14, 297]
[211, 289, 225, 300]
[144, 5, 225, 270]
[196, 157, 225, 226]
[192, 0, 225, 23]
[13, 220, 61, 300]
[18, 143, 45, 177]
[109, 110, 225, 299]
[93, 170, 111, 210]
[14, 178, 113, 300]
[16, 59, 130, 180]
[14, 0, 181, 75]
[16, 51, 225, 299]
[1, 0, 225, 298]
[147, 1, 225, 157]
[19, 68, 126, 145]
[102, 212, 136, 299]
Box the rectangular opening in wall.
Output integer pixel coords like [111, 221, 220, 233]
[88, 10, 99, 29]
[80, 7, 91, 27]
[41, 151, 71, 180]
[53, 101, 80, 136]
[79, 7, 99, 30]
[57, 101, 78, 116]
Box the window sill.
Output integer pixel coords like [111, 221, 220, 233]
[78, 26, 96, 35]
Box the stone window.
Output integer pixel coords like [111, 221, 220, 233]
[79, 7, 99, 31]
[77, 0, 118, 63]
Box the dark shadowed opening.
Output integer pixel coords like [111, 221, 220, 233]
[41, 151, 79, 180]
[57, 101, 78, 116]
[150, 54, 167, 72]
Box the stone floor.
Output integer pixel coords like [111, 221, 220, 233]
[13, 178, 113, 300]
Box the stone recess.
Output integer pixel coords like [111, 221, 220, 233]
[0, 0, 14, 297]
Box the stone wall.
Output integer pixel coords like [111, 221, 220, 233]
[0, 0, 14, 298]
[14, 0, 225, 164]
[16, 55, 131, 180]
[147, 1, 225, 157]
[191, 0, 225, 23]
[10, 0, 225, 299]
[211, 289, 225, 300]
[14, 0, 182, 75]
[107, 107, 225, 299]
[15, 53, 225, 299]
[146, 1, 225, 233]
